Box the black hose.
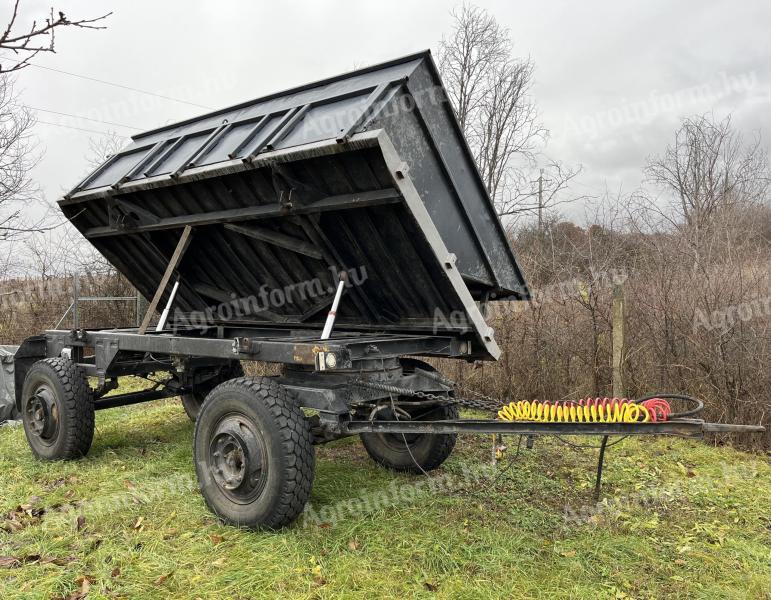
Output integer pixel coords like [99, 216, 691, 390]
[633, 393, 704, 419]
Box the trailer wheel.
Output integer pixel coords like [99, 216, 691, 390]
[194, 377, 315, 529]
[181, 361, 244, 422]
[360, 359, 457, 474]
[21, 358, 94, 461]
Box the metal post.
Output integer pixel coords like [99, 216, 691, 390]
[594, 435, 609, 502]
[136, 291, 148, 328]
[612, 283, 625, 398]
[72, 274, 80, 329]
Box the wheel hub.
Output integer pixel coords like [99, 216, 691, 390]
[370, 403, 423, 446]
[208, 415, 267, 501]
[26, 386, 59, 440]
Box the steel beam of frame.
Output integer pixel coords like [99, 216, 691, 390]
[138, 225, 193, 334]
[112, 141, 166, 189]
[244, 107, 301, 160]
[171, 122, 232, 178]
[93, 388, 177, 411]
[342, 419, 765, 437]
[228, 114, 271, 159]
[265, 104, 311, 151]
[83, 188, 401, 239]
[143, 137, 186, 177]
[336, 81, 395, 143]
[223, 223, 322, 259]
[43, 328, 465, 371]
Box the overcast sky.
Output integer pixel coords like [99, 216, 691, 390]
[8, 0, 771, 220]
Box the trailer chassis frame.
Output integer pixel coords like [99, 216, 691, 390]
[14, 326, 764, 503]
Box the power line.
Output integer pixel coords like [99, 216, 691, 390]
[29, 107, 143, 130]
[2, 56, 213, 110]
[36, 119, 115, 135]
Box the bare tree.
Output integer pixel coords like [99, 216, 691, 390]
[21, 131, 128, 277]
[0, 1, 110, 73]
[645, 114, 770, 230]
[437, 5, 509, 133]
[0, 1, 111, 254]
[438, 5, 586, 223]
[438, 6, 545, 205]
[85, 130, 127, 171]
[0, 76, 36, 241]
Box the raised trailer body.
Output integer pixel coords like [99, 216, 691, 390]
[14, 52, 762, 529]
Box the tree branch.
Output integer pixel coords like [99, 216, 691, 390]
[0, 2, 111, 73]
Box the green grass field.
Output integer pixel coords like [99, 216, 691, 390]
[1, 383, 770, 599]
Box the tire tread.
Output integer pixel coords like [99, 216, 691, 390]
[195, 376, 314, 529]
[24, 358, 94, 460]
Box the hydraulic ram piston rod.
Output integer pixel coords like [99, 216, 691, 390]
[321, 271, 348, 340]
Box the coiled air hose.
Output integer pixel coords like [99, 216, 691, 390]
[497, 395, 696, 423]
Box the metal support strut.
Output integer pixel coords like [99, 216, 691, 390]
[138, 225, 192, 334]
[594, 435, 609, 502]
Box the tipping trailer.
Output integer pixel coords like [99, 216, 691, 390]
[12, 51, 763, 529]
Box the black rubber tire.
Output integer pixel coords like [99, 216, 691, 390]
[194, 377, 315, 529]
[181, 361, 245, 422]
[21, 358, 94, 460]
[360, 359, 457, 474]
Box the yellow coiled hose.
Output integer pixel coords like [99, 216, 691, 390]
[497, 397, 660, 423]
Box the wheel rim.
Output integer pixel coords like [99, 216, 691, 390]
[25, 384, 60, 445]
[207, 413, 268, 504]
[370, 402, 428, 450]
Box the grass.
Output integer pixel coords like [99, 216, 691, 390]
[1, 379, 770, 599]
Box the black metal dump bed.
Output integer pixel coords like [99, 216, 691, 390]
[60, 51, 529, 360]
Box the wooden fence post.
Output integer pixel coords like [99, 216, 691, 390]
[612, 283, 625, 398]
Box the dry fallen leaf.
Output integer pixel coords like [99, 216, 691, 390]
[210, 534, 224, 545]
[132, 516, 144, 531]
[424, 582, 439, 592]
[73, 575, 93, 598]
[211, 557, 226, 567]
[347, 539, 360, 551]
[111, 567, 121, 578]
[155, 572, 173, 585]
[43, 556, 76, 566]
[0, 556, 21, 568]
[76, 516, 86, 532]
